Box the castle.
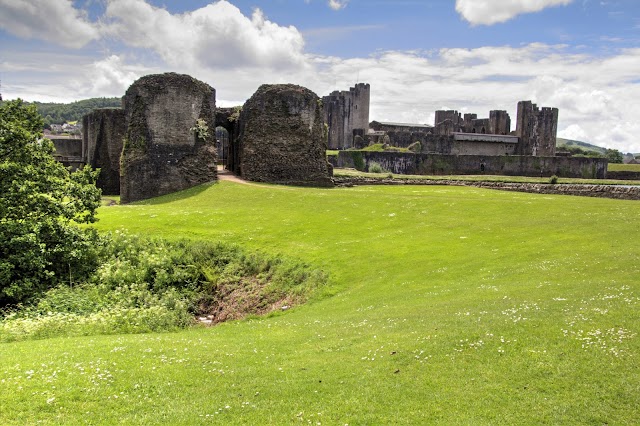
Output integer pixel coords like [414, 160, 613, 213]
[324, 84, 604, 178]
[322, 83, 557, 157]
[49, 74, 606, 203]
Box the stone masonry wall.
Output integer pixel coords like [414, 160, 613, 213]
[337, 151, 607, 179]
[238, 84, 333, 186]
[82, 108, 125, 195]
[333, 175, 640, 201]
[120, 73, 217, 203]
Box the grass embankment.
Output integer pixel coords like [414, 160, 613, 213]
[1, 182, 639, 424]
[609, 163, 640, 172]
[334, 167, 640, 185]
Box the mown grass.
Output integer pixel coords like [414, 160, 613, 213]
[335, 167, 640, 185]
[609, 163, 640, 172]
[1, 181, 639, 424]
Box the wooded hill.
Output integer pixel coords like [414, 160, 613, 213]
[1, 97, 121, 125]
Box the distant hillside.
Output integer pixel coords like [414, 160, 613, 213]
[556, 137, 606, 154]
[0, 97, 122, 125]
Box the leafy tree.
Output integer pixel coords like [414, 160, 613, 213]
[604, 148, 624, 163]
[0, 100, 102, 306]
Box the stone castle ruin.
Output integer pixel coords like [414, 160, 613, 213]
[119, 73, 218, 204]
[329, 87, 605, 179]
[322, 83, 370, 150]
[77, 73, 333, 202]
[67, 73, 606, 203]
[234, 84, 333, 187]
[82, 108, 125, 195]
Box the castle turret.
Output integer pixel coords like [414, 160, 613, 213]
[489, 110, 511, 135]
[322, 83, 370, 150]
[515, 101, 558, 156]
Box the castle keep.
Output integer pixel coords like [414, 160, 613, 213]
[322, 83, 370, 150]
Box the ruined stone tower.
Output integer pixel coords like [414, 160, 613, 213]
[120, 73, 217, 203]
[82, 108, 126, 195]
[489, 110, 511, 135]
[322, 83, 370, 150]
[237, 84, 333, 187]
[515, 101, 558, 156]
[435, 110, 463, 128]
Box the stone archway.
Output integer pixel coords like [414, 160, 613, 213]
[215, 126, 230, 168]
[215, 107, 241, 174]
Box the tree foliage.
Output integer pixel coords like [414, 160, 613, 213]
[604, 148, 624, 164]
[1, 97, 122, 125]
[0, 100, 102, 306]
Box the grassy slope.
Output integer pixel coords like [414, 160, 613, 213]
[609, 163, 640, 172]
[2, 182, 639, 424]
[556, 137, 606, 154]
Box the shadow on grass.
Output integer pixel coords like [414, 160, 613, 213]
[126, 181, 218, 206]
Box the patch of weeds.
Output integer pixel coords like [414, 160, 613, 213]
[0, 233, 328, 342]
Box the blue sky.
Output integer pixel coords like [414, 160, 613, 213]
[1, 0, 640, 152]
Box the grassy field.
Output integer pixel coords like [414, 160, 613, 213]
[609, 163, 640, 172]
[335, 168, 640, 186]
[2, 181, 639, 424]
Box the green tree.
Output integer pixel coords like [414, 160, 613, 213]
[604, 148, 624, 163]
[0, 100, 102, 306]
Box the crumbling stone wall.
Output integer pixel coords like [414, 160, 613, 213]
[49, 137, 84, 170]
[216, 107, 242, 174]
[337, 151, 607, 179]
[120, 73, 217, 203]
[237, 84, 333, 186]
[82, 108, 125, 195]
[435, 109, 511, 135]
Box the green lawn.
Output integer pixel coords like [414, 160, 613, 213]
[335, 168, 640, 185]
[609, 163, 640, 172]
[2, 181, 639, 424]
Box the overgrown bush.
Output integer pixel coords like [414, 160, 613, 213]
[0, 233, 328, 342]
[368, 161, 390, 174]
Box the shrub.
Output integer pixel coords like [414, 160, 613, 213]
[0, 233, 329, 341]
[369, 162, 384, 173]
[549, 175, 559, 184]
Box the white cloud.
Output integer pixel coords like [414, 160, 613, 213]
[103, 0, 306, 70]
[328, 0, 349, 11]
[2, 1, 639, 153]
[455, 0, 574, 25]
[558, 124, 588, 141]
[0, 0, 99, 48]
[87, 55, 150, 97]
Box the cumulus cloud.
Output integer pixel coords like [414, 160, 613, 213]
[456, 0, 574, 25]
[103, 0, 306, 70]
[2, 0, 639, 152]
[328, 0, 349, 10]
[88, 55, 149, 97]
[0, 0, 99, 48]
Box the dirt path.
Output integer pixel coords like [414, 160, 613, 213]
[216, 167, 298, 190]
[217, 167, 251, 185]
